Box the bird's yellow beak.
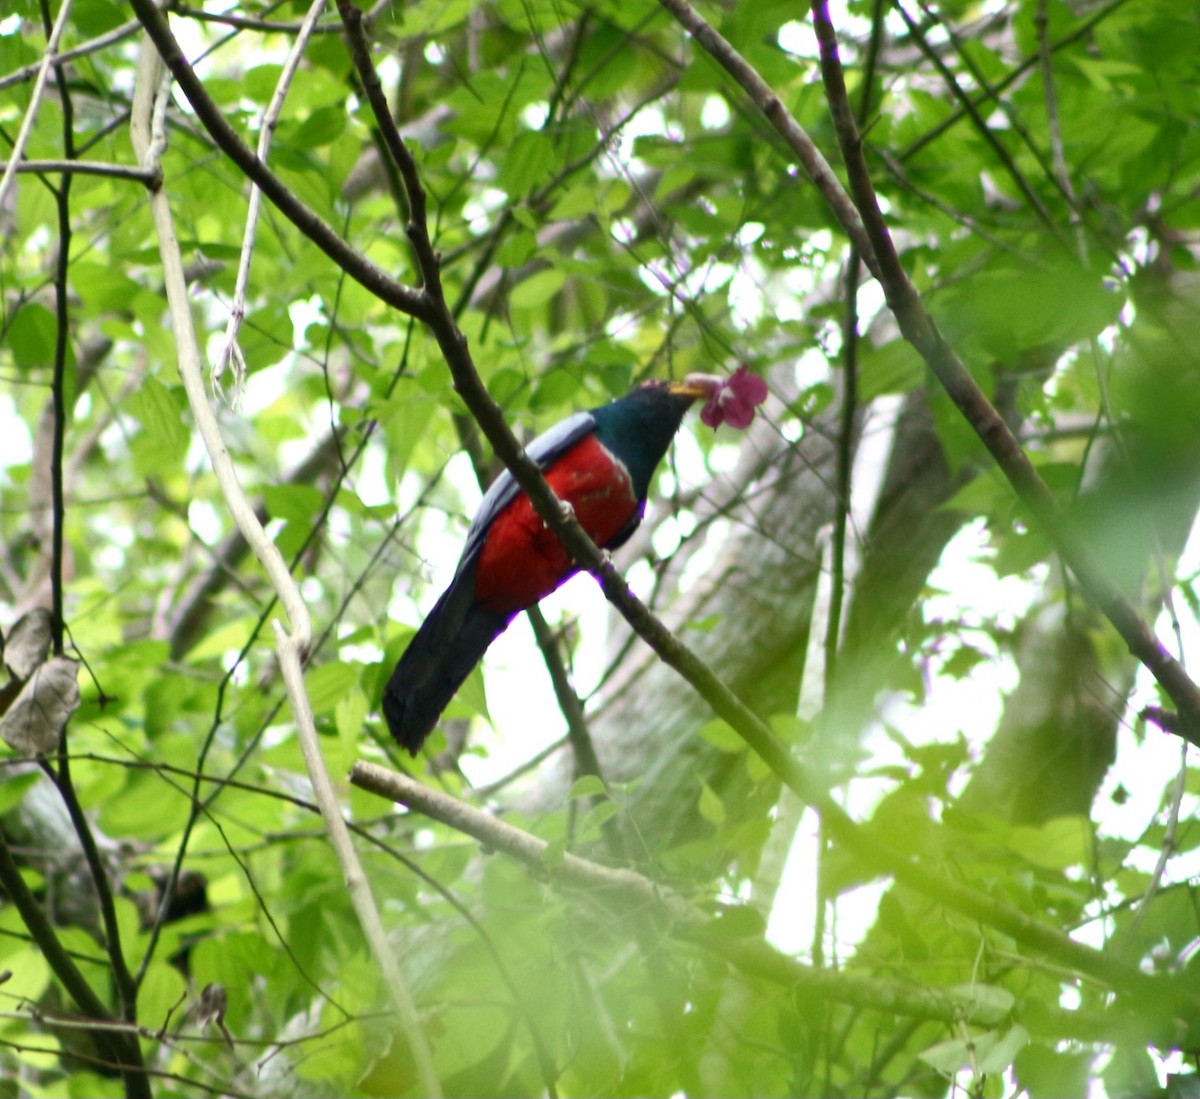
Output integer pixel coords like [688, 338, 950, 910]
[668, 373, 723, 400]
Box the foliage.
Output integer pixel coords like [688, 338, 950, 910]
[1, 0, 1200, 1096]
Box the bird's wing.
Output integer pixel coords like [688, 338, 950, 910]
[456, 410, 597, 574]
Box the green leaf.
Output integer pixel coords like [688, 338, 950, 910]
[1008, 816, 1092, 871]
[578, 798, 619, 837]
[8, 1028, 60, 1069]
[305, 661, 361, 718]
[567, 774, 608, 801]
[494, 229, 538, 268]
[128, 374, 189, 475]
[138, 962, 189, 1036]
[336, 687, 369, 769]
[186, 616, 257, 663]
[1015, 1043, 1092, 1099]
[0, 770, 39, 815]
[978, 1025, 1030, 1074]
[292, 105, 346, 148]
[73, 0, 127, 35]
[262, 483, 324, 525]
[6, 302, 56, 369]
[400, 0, 474, 35]
[697, 718, 745, 753]
[691, 903, 768, 941]
[697, 779, 726, 824]
[859, 338, 924, 400]
[0, 943, 50, 1005]
[945, 982, 1015, 1018]
[509, 267, 565, 309]
[71, 261, 144, 315]
[496, 130, 556, 199]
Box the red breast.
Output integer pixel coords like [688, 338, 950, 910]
[473, 435, 636, 614]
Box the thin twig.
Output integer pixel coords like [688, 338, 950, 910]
[1121, 740, 1190, 952]
[164, 2, 339, 34]
[0, 16, 140, 92]
[164, 0, 394, 35]
[0, 0, 74, 213]
[1036, 0, 1081, 239]
[527, 607, 603, 784]
[0, 158, 158, 181]
[211, 0, 328, 394]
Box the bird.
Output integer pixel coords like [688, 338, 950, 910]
[382, 374, 728, 755]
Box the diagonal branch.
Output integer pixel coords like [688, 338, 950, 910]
[0, 831, 147, 1095]
[0, 0, 74, 213]
[805, 0, 1200, 744]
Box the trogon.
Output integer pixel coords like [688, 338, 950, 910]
[382, 375, 723, 754]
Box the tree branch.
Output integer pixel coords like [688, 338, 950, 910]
[38, 9, 152, 1090]
[805, 0, 1200, 742]
[0, 158, 158, 181]
[350, 761, 1169, 1047]
[0, 17, 140, 93]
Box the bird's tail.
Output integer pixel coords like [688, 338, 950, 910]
[382, 577, 511, 754]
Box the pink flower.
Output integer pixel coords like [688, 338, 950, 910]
[696, 365, 768, 430]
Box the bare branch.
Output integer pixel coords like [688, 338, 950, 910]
[0, 159, 158, 182]
[351, 760, 1170, 1044]
[0, 0, 74, 213]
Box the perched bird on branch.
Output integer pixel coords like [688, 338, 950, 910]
[383, 369, 767, 754]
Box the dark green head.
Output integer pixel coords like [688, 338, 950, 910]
[590, 379, 717, 500]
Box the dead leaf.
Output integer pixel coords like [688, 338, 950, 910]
[4, 608, 53, 681]
[0, 657, 80, 756]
